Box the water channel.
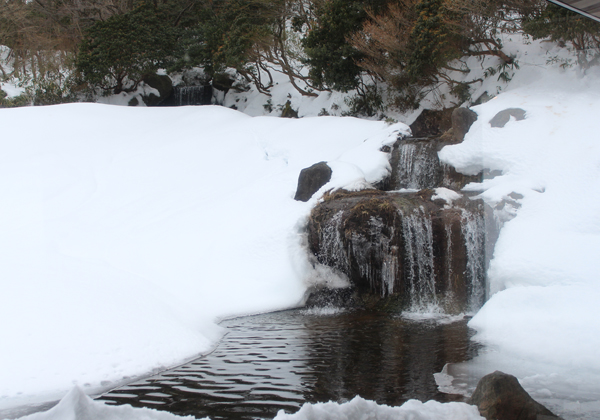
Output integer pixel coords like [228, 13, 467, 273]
[98, 308, 480, 420]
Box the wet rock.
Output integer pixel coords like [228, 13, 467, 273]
[294, 162, 333, 202]
[409, 108, 454, 138]
[451, 108, 478, 143]
[307, 189, 495, 313]
[489, 108, 526, 128]
[468, 371, 561, 420]
[304, 287, 357, 308]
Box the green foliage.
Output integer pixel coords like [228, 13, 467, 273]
[0, 89, 31, 107]
[302, 0, 389, 92]
[523, 3, 600, 67]
[75, 3, 179, 94]
[405, 0, 463, 84]
[178, 0, 283, 77]
[342, 84, 384, 117]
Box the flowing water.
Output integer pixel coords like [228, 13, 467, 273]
[98, 309, 480, 420]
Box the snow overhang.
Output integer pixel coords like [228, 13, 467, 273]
[548, 0, 600, 23]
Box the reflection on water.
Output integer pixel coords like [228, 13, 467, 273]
[98, 309, 480, 420]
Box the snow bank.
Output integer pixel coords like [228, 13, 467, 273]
[0, 103, 408, 411]
[13, 388, 201, 420]
[14, 390, 482, 420]
[273, 396, 483, 420]
[439, 62, 600, 417]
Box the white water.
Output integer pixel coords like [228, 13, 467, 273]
[401, 208, 437, 311]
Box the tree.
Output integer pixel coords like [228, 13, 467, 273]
[75, 2, 179, 94]
[523, 2, 600, 68]
[301, 0, 390, 92]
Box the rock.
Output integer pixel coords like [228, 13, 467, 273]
[409, 108, 454, 138]
[294, 162, 333, 202]
[489, 108, 526, 128]
[468, 371, 561, 420]
[142, 73, 173, 106]
[307, 189, 495, 312]
[128, 96, 139, 107]
[451, 108, 478, 143]
[281, 100, 299, 118]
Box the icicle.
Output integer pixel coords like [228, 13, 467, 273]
[318, 210, 349, 273]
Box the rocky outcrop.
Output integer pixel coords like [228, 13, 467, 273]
[468, 371, 561, 420]
[294, 162, 333, 202]
[451, 108, 478, 143]
[307, 189, 494, 313]
[409, 108, 454, 138]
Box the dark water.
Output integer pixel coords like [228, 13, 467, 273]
[97, 309, 479, 420]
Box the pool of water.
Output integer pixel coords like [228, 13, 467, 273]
[98, 309, 480, 419]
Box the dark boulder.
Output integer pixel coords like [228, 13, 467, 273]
[489, 108, 526, 128]
[409, 108, 454, 138]
[142, 73, 173, 106]
[468, 371, 560, 420]
[451, 108, 478, 143]
[294, 162, 333, 202]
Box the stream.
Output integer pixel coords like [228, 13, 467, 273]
[97, 308, 480, 420]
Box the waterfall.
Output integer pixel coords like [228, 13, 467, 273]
[390, 139, 481, 192]
[460, 208, 487, 312]
[394, 141, 441, 190]
[317, 210, 349, 273]
[401, 208, 437, 311]
[163, 86, 213, 106]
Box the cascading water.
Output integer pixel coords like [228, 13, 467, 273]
[394, 141, 441, 190]
[401, 208, 437, 311]
[163, 86, 213, 106]
[317, 210, 349, 273]
[460, 208, 487, 312]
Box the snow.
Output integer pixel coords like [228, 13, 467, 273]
[439, 55, 600, 418]
[272, 396, 483, 420]
[0, 103, 409, 414]
[13, 388, 201, 420]
[12, 391, 482, 420]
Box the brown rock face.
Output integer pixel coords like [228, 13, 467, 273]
[409, 108, 454, 138]
[468, 371, 561, 420]
[308, 189, 495, 313]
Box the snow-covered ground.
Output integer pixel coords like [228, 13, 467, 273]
[438, 55, 600, 419]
